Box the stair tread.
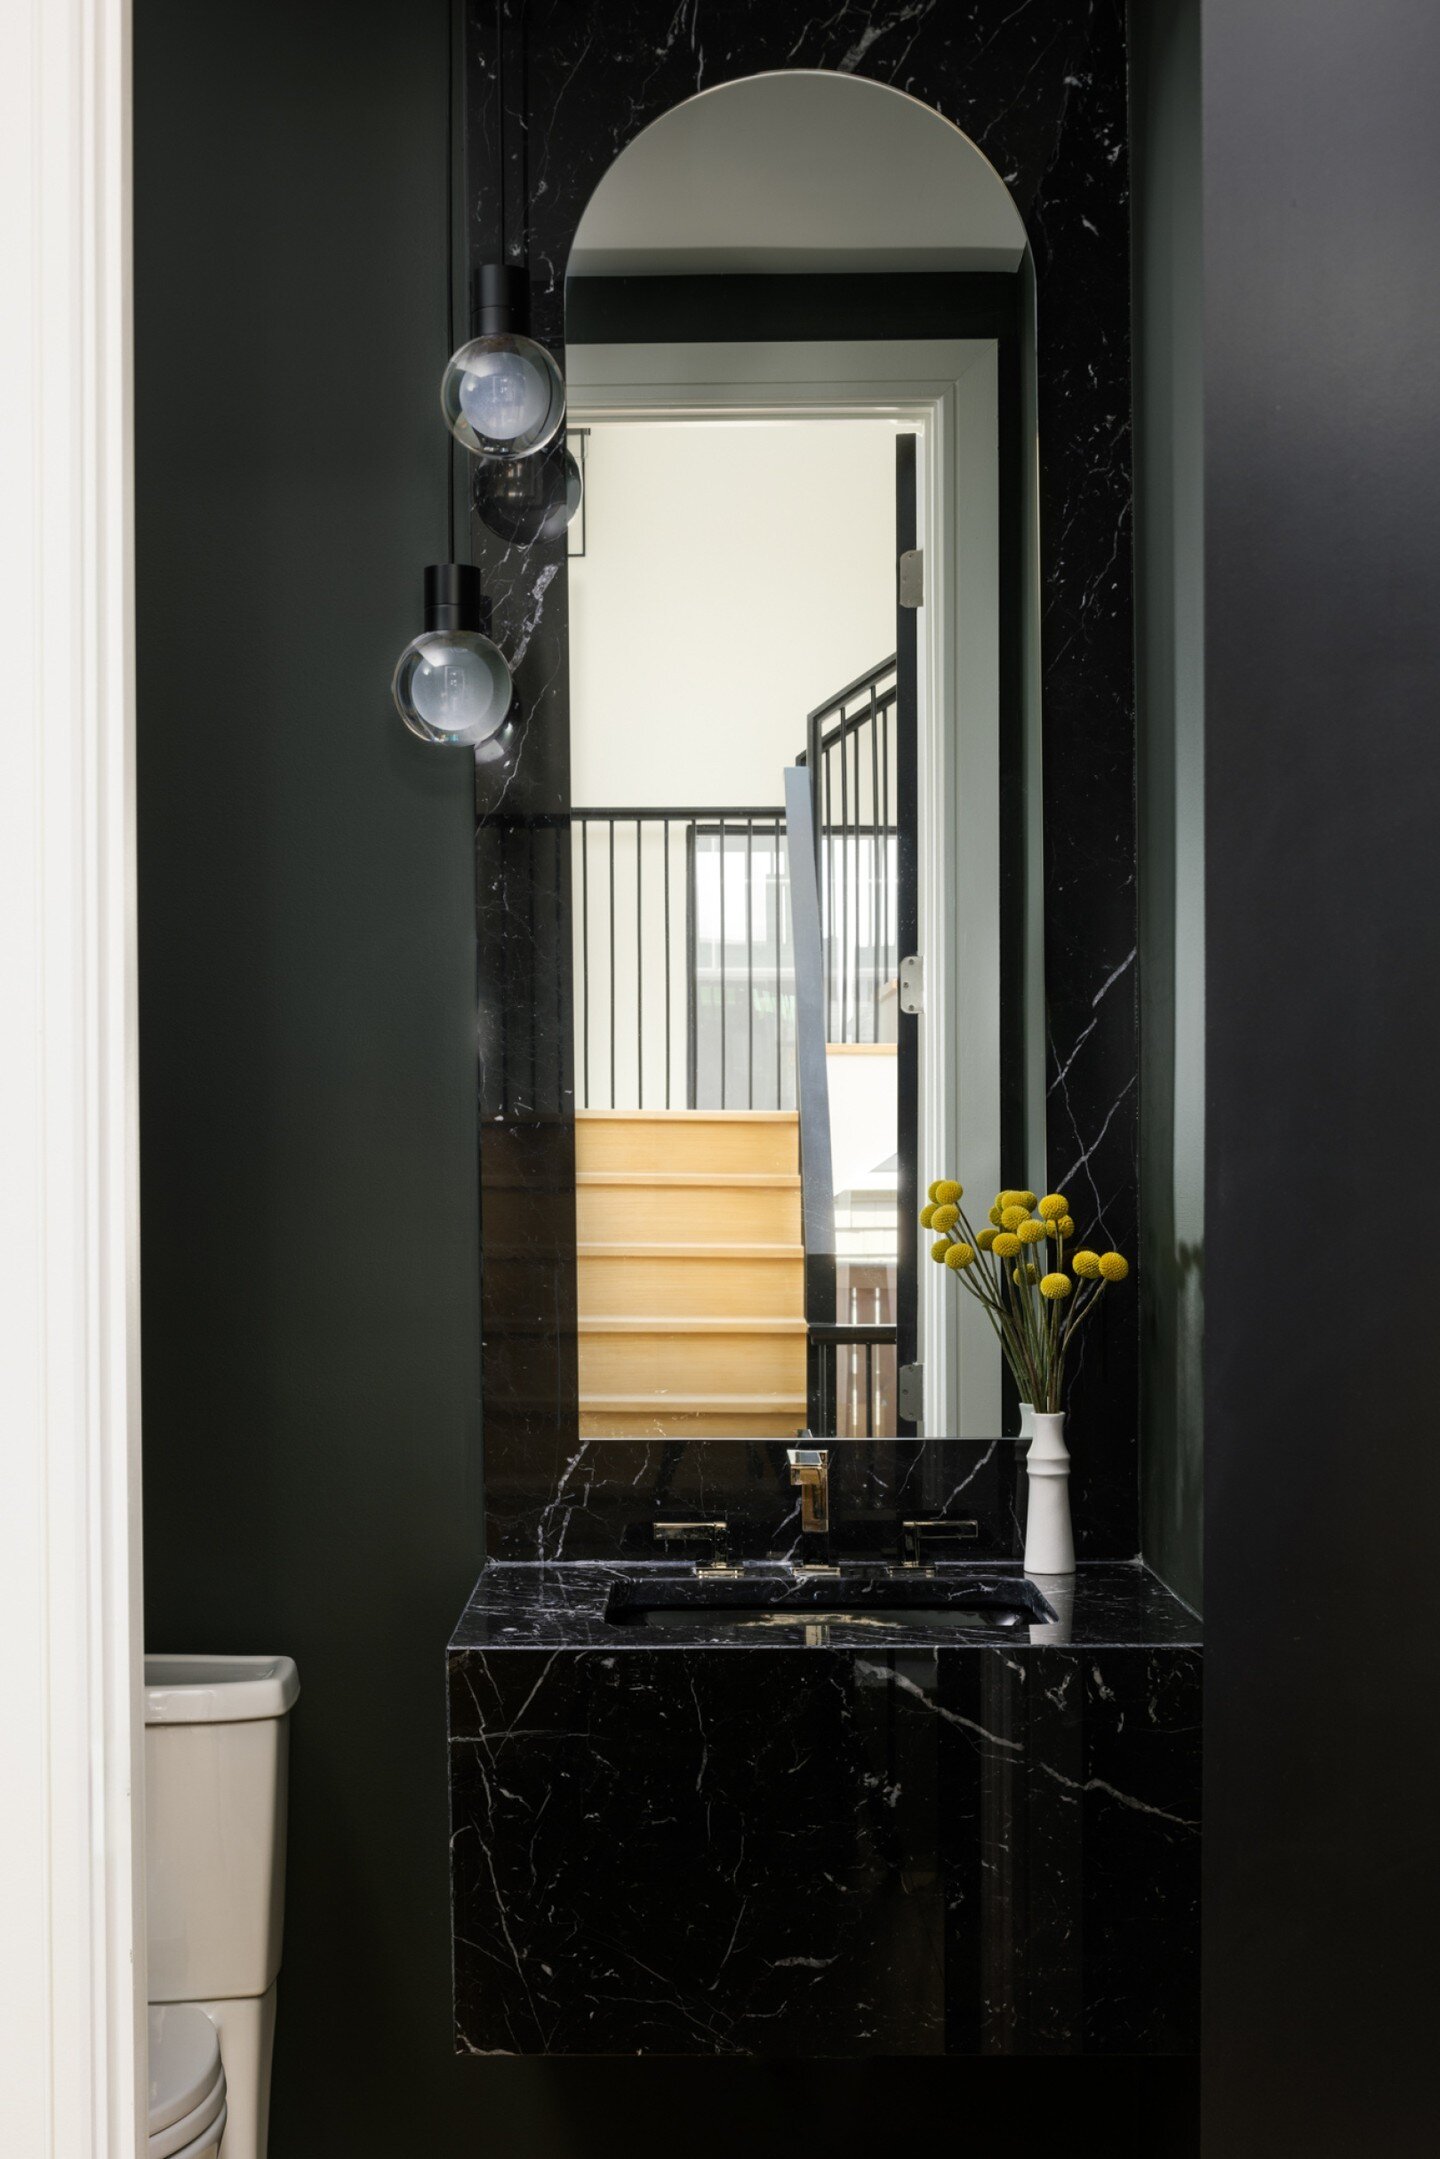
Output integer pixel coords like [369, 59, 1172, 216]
[577, 1171, 801, 1188]
[576, 1109, 797, 1123]
[580, 1391, 808, 1409]
[578, 1242, 804, 1258]
[577, 1316, 808, 1334]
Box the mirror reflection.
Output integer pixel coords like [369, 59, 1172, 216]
[567, 415, 904, 1442]
[559, 69, 1040, 1445]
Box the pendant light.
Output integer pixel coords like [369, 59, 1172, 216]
[441, 263, 566, 459]
[392, 9, 516, 746]
[473, 436, 583, 545]
[392, 564, 513, 746]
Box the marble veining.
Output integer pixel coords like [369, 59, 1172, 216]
[449, 1559, 1200, 2055]
[465, 0, 1139, 1560]
[493, 1435, 1022, 1565]
[452, 1557, 1200, 1654]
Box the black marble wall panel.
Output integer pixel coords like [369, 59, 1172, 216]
[449, 1575, 1199, 2056]
[490, 1435, 1022, 1562]
[464, 2, 1138, 1558]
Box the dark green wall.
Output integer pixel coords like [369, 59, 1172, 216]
[134, 2, 490, 2148]
[1131, 0, 1205, 1612]
[1200, 2, 1440, 2144]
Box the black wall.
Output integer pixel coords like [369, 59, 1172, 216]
[1201, 1, 1440, 2149]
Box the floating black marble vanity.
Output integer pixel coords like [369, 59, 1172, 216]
[449, 1547, 1200, 2058]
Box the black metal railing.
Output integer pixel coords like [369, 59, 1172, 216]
[800, 656, 900, 1047]
[785, 767, 898, 1434]
[572, 808, 793, 1112]
[808, 1324, 898, 1439]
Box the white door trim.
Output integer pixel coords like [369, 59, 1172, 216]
[0, 0, 145, 2152]
[567, 340, 1004, 1436]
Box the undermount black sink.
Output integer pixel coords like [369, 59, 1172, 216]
[603, 1567, 1057, 1632]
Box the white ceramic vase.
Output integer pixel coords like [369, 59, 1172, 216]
[1023, 1409, 1074, 1576]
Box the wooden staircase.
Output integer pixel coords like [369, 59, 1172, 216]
[575, 1111, 807, 1437]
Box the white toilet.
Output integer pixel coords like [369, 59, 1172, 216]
[144, 1655, 300, 2159]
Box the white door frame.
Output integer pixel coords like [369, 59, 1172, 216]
[567, 340, 1004, 1437]
[0, 0, 146, 2153]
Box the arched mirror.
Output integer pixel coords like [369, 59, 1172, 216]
[557, 70, 1044, 1448]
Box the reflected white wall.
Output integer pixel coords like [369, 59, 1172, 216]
[569, 417, 897, 809]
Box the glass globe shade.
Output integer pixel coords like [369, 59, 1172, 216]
[392, 629, 513, 747]
[473, 444, 582, 545]
[441, 332, 566, 459]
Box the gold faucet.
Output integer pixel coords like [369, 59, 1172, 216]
[786, 1445, 830, 1537]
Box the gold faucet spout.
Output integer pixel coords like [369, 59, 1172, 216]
[786, 1445, 830, 1535]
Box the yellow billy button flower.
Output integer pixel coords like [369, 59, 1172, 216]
[931, 1203, 960, 1231]
[919, 1202, 936, 1228]
[933, 1179, 963, 1205]
[1072, 1250, 1102, 1279]
[976, 1228, 999, 1252]
[1013, 1190, 1038, 1212]
[988, 1203, 1004, 1227]
[1040, 1272, 1073, 1300]
[1000, 1205, 1028, 1230]
[930, 1239, 952, 1264]
[1016, 1219, 1046, 1245]
[1038, 1193, 1069, 1221]
[945, 1242, 975, 1271]
[1012, 1262, 1039, 1284]
[1098, 1251, 1131, 1282]
[993, 1232, 1022, 1258]
[927, 1179, 944, 1203]
[1059, 1216, 1075, 1239]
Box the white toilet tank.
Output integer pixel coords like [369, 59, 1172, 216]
[144, 1656, 300, 2002]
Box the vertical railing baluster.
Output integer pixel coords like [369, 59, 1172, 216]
[881, 700, 891, 1002]
[869, 687, 880, 1044]
[839, 710, 849, 1046]
[636, 816, 643, 1110]
[825, 739, 835, 1045]
[686, 821, 697, 1109]
[581, 820, 590, 1111]
[608, 818, 616, 1110]
[852, 708, 862, 1046]
[745, 818, 754, 1110]
[774, 822, 782, 1114]
[718, 815, 726, 1109]
[663, 818, 672, 1111]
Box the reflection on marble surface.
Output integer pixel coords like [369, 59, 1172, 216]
[466, 0, 1139, 1557]
[449, 1560, 1199, 2056]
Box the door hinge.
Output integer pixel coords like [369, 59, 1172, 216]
[898, 952, 923, 1015]
[898, 1363, 924, 1424]
[898, 547, 924, 608]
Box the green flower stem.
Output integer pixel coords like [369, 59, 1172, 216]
[1001, 1254, 1044, 1403]
[940, 1236, 1032, 1398]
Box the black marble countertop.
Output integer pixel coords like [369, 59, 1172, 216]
[450, 1559, 1201, 1655]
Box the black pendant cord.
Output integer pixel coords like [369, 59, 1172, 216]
[445, 0, 458, 563]
[497, 0, 508, 261]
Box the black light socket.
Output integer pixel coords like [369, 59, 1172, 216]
[473, 261, 530, 337]
[423, 562, 488, 635]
